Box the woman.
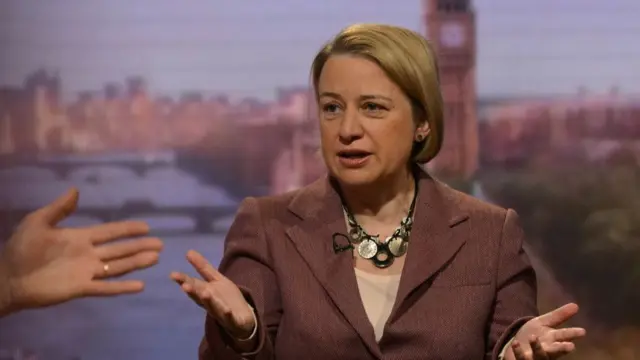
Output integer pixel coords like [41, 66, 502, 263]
[171, 23, 586, 360]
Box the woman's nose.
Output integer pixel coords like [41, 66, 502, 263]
[338, 110, 364, 143]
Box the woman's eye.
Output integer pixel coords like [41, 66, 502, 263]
[322, 104, 340, 113]
[363, 102, 384, 112]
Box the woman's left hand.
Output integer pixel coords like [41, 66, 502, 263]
[506, 303, 586, 360]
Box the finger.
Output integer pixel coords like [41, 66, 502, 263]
[180, 275, 208, 307]
[511, 340, 530, 360]
[186, 249, 223, 282]
[176, 273, 200, 293]
[73, 220, 150, 245]
[175, 274, 213, 310]
[83, 280, 145, 296]
[95, 237, 163, 261]
[170, 271, 189, 284]
[537, 303, 579, 327]
[95, 251, 159, 279]
[530, 336, 549, 360]
[548, 327, 586, 342]
[171, 273, 201, 297]
[30, 188, 79, 226]
[192, 280, 221, 313]
[175, 275, 231, 318]
[542, 342, 575, 356]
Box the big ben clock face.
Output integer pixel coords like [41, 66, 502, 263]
[440, 22, 466, 48]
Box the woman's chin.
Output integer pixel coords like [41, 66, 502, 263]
[331, 168, 380, 187]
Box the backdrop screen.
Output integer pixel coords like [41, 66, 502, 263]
[0, 1, 639, 359]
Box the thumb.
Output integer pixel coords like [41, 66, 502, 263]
[537, 302, 579, 327]
[37, 188, 79, 226]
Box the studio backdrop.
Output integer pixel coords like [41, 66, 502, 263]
[0, 1, 639, 359]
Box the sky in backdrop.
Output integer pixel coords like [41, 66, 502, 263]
[0, 0, 639, 101]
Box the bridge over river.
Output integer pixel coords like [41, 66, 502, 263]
[0, 151, 242, 236]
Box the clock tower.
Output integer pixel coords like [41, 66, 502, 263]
[424, 0, 479, 179]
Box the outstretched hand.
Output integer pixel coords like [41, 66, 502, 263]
[506, 303, 586, 360]
[171, 250, 255, 340]
[0, 188, 163, 314]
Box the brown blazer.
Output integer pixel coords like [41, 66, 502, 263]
[199, 170, 538, 360]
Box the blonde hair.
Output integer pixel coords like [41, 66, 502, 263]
[311, 23, 444, 164]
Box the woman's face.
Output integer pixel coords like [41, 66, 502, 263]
[317, 54, 424, 187]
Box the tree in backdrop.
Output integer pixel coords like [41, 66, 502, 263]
[481, 154, 640, 331]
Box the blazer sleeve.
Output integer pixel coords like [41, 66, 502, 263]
[486, 209, 539, 360]
[199, 197, 281, 360]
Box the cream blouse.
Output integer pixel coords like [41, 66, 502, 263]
[354, 268, 401, 342]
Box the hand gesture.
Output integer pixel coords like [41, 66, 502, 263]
[0, 188, 163, 314]
[506, 303, 586, 360]
[171, 250, 255, 340]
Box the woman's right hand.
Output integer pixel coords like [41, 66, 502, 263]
[171, 250, 256, 340]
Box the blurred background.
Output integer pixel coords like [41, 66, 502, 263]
[0, 0, 638, 359]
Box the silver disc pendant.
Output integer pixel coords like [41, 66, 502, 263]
[388, 237, 408, 257]
[357, 239, 378, 259]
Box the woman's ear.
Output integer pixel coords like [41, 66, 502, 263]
[415, 124, 430, 142]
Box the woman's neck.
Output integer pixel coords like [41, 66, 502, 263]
[338, 167, 416, 224]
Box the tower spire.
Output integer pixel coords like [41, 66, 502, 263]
[423, 0, 479, 179]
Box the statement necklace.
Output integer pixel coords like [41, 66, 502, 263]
[341, 181, 418, 269]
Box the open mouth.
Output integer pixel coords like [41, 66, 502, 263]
[337, 150, 372, 159]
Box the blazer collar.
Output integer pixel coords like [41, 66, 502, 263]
[285, 168, 469, 357]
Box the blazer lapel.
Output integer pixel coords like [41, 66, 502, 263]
[388, 172, 470, 323]
[285, 178, 382, 359]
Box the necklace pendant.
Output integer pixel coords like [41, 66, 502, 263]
[372, 242, 394, 268]
[349, 227, 364, 244]
[357, 239, 378, 259]
[388, 236, 408, 257]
